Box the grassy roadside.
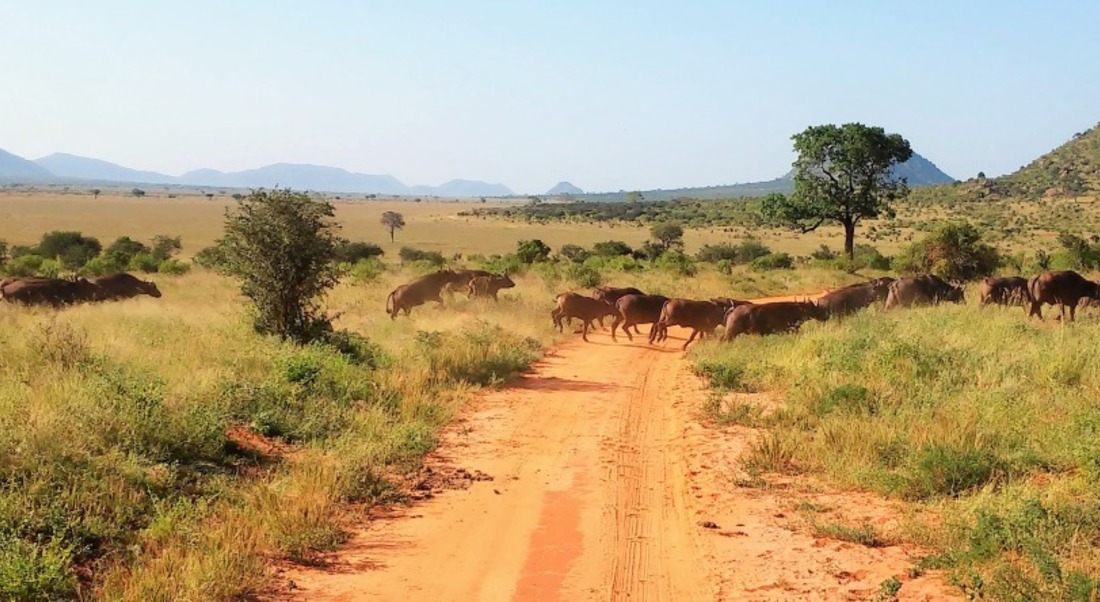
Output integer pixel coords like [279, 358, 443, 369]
[691, 299, 1100, 600]
[0, 269, 554, 600]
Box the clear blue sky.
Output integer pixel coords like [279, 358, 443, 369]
[3, 1, 1098, 194]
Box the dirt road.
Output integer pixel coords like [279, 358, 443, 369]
[282, 325, 958, 601]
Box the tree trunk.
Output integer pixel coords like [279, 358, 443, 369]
[843, 219, 856, 260]
[389, 228, 395, 243]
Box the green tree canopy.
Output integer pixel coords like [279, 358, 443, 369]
[763, 123, 913, 259]
[380, 211, 405, 243]
[649, 222, 684, 254]
[219, 189, 345, 342]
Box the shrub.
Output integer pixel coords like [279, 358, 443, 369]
[194, 245, 230, 272]
[0, 239, 8, 267]
[568, 264, 602, 288]
[128, 252, 159, 273]
[696, 239, 772, 264]
[103, 236, 148, 267]
[650, 222, 685, 254]
[335, 241, 384, 263]
[654, 251, 698, 276]
[157, 259, 191, 275]
[515, 239, 551, 263]
[750, 252, 794, 271]
[909, 443, 1000, 499]
[592, 240, 633, 257]
[150, 235, 183, 262]
[0, 536, 77, 601]
[35, 231, 102, 269]
[398, 247, 445, 266]
[218, 189, 345, 343]
[80, 256, 123, 276]
[810, 244, 838, 261]
[348, 257, 385, 283]
[893, 222, 1000, 281]
[5, 254, 45, 276]
[558, 244, 590, 263]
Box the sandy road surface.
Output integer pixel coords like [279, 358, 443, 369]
[280, 321, 959, 601]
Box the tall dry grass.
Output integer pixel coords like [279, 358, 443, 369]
[0, 266, 554, 600]
[691, 296, 1100, 599]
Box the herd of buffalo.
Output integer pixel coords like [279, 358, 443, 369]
[5, 267, 1096, 350]
[386, 268, 1100, 350]
[0, 273, 162, 306]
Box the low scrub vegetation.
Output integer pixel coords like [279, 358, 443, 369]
[0, 231, 189, 277]
[692, 305, 1100, 597]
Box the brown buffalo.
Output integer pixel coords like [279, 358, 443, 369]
[815, 277, 895, 317]
[91, 273, 162, 300]
[610, 294, 669, 342]
[386, 269, 465, 319]
[550, 293, 618, 341]
[1, 277, 101, 306]
[649, 298, 743, 350]
[885, 275, 965, 309]
[979, 276, 1030, 307]
[1027, 270, 1100, 321]
[442, 269, 493, 295]
[468, 274, 515, 300]
[721, 301, 829, 341]
[593, 286, 645, 304]
[594, 286, 645, 334]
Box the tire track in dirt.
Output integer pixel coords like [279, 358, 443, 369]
[275, 313, 960, 601]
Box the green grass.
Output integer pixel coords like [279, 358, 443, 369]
[691, 302, 1100, 599]
[0, 267, 554, 600]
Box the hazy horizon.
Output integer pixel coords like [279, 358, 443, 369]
[3, 1, 1099, 194]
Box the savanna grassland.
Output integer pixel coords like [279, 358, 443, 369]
[5, 183, 1100, 600]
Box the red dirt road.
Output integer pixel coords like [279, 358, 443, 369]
[280, 325, 959, 601]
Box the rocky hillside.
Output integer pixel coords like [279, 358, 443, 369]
[995, 123, 1100, 197]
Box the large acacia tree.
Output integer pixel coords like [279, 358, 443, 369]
[763, 123, 913, 259]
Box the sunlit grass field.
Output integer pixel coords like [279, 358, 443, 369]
[0, 190, 899, 257]
[6, 188, 1100, 599]
[691, 290, 1100, 599]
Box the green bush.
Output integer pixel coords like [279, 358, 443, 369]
[908, 443, 1000, 499]
[103, 236, 148, 267]
[35, 231, 102, 270]
[348, 257, 385, 283]
[5, 254, 45, 276]
[592, 240, 633, 257]
[654, 251, 698, 276]
[558, 244, 590, 263]
[398, 247, 445, 266]
[335, 241, 384, 263]
[749, 252, 794, 271]
[893, 222, 1000, 281]
[218, 189, 345, 343]
[128, 252, 160, 273]
[193, 245, 230, 272]
[515, 239, 551, 263]
[157, 259, 191, 275]
[568, 264, 602, 288]
[0, 535, 77, 601]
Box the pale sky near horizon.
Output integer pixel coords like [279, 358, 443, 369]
[3, 1, 1099, 194]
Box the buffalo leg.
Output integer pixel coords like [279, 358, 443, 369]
[582, 319, 590, 342]
[623, 320, 634, 342]
[1028, 301, 1042, 319]
[610, 314, 623, 342]
[681, 329, 699, 350]
[1070, 302, 1078, 322]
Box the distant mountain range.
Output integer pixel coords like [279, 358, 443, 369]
[0, 151, 515, 197]
[0, 147, 953, 200]
[573, 152, 956, 202]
